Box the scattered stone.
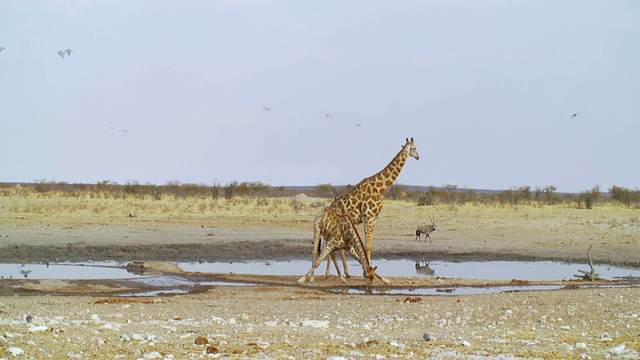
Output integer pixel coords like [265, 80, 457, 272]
[8, 347, 24, 356]
[144, 351, 163, 359]
[302, 320, 329, 328]
[609, 343, 626, 355]
[256, 340, 270, 349]
[194, 335, 209, 345]
[423, 333, 431, 341]
[28, 325, 49, 333]
[404, 297, 422, 303]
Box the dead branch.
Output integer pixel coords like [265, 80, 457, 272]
[574, 245, 600, 281]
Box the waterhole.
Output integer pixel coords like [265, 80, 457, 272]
[2, 259, 638, 281]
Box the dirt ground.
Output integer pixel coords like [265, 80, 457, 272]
[0, 197, 639, 358]
[1, 201, 639, 267]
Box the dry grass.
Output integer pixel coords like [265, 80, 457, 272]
[2, 191, 638, 245]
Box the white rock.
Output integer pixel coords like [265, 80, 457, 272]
[575, 342, 587, 348]
[28, 325, 48, 333]
[302, 320, 329, 328]
[8, 347, 24, 356]
[462, 340, 471, 347]
[610, 343, 626, 355]
[144, 352, 163, 359]
[101, 323, 121, 331]
[600, 332, 612, 342]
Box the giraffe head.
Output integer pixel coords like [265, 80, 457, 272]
[363, 265, 378, 286]
[405, 137, 420, 160]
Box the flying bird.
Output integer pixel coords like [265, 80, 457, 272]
[325, 113, 332, 118]
[570, 113, 579, 119]
[0, 47, 6, 52]
[356, 123, 363, 127]
[109, 126, 115, 130]
[57, 50, 65, 59]
[264, 106, 271, 112]
[65, 48, 73, 56]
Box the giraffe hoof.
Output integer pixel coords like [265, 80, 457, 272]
[381, 277, 391, 285]
[297, 276, 307, 284]
[339, 276, 347, 283]
[309, 276, 315, 284]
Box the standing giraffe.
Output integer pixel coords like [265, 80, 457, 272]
[326, 137, 420, 276]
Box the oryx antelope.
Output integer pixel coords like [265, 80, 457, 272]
[415, 260, 435, 276]
[415, 215, 437, 242]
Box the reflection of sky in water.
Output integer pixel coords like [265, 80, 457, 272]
[181, 260, 640, 282]
[1, 260, 638, 281]
[0, 262, 138, 280]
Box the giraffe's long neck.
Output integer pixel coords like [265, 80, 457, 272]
[359, 145, 409, 195]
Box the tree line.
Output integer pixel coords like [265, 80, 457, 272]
[1, 180, 638, 208]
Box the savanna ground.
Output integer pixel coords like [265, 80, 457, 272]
[0, 191, 639, 359]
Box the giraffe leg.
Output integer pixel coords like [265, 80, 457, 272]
[374, 271, 391, 284]
[340, 249, 350, 278]
[308, 216, 323, 282]
[363, 219, 377, 263]
[360, 220, 390, 284]
[298, 247, 335, 284]
[325, 251, 342, 278]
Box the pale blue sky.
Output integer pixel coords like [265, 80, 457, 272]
[1, 1, 638, 193]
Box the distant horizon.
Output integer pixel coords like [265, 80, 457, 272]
[1, 180, 626, 195]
